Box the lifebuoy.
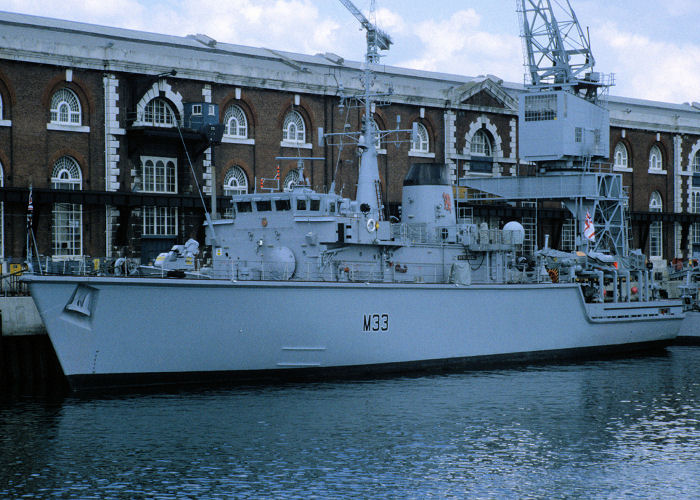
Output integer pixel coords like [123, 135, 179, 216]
[366, 218, 376, 232]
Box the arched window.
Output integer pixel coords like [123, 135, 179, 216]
[693, 191, 700, 214]
[614, 142, 629, 169]
[50, 88, 81, 125]
[223, 165, 248, 195]
[412, 122, 429, 152]
[693, 151, 700, 174]
[470, 129, 492, 156]
[51, 156, 83, 257]
[282, 110, 305, 143]
[51, 156, 82, 190]
[143, 98, 176, 127]
[283, 169, 300, 191]
[649, 191, 662, 258]
[223, 105, 248, 138]
[649, 145, 663, 171]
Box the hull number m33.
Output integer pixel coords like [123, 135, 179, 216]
[363, 314, 389, 332]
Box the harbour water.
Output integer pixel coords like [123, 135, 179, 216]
[2, 347, 700, 498]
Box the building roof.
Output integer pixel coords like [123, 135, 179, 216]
[1, 10, 700, 131]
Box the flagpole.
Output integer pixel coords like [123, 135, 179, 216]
[26, 185, 43, 274]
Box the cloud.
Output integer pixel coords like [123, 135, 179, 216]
[398, 9, 522, 82]
[596, 22, 700, 103]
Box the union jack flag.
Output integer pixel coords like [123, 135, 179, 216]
[583, 210, 595, 242]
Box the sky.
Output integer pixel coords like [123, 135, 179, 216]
[1, 0, 699, 104]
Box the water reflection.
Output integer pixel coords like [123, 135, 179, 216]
[2, 348, 700, 498]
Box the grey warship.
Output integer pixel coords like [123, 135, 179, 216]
[25, 0, 684, 390]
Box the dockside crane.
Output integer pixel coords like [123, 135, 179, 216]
[516, 0, 627, 259]
[338, 0, 392, 64]
[462, 0, 631, 264]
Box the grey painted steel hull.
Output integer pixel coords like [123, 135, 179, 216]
[677, 312, 700, 344]
[26, 275, 683, 390]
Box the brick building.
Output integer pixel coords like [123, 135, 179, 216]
[0, 11, 698, 271]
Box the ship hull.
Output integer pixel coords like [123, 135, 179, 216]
[26, 276, 684, 390]
[676, 311, 700, 344]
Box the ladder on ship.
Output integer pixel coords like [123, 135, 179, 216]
[374, 179, 384, 220]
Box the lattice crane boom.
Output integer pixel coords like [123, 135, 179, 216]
[518, 0, 604, 99]
[338, 0, 392, 63]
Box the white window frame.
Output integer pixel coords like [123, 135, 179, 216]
[470, 129, 492, 156]
[51, 156, 83, 259]
[649, 191, 663, 258]
[281, 110, 308, 147]
[409, 122, 434, 158]
[224, 105, 248, 139]
[142, 206, 178, 236]
[693, 151, 700, 174]
[648, 145, 665, 174]
[613, 142, 631, 171]
[223, 165, 248, 196]
[50, 88, 81, 125]
[47, 88, 89, 132]
[141, 156, 177, 194]
[143, 98, 176, 127]
[0, 95, 8, 126]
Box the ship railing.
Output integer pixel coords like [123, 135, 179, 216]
[208, 259, 451, 284]
[391, 223, 470, 246]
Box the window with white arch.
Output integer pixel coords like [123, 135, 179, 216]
[223, 166, 248, 196]
[470, 129, 492, 156]
[50, 88, 81, 125]
[614, 142, 629, 169]
[51, 156, 83, 258]
[283, 169, 300, 191]
[143, 98, 176, 127]
[649, 191, 663, 258]
[693, 151, 700, 174]
[223, 105, 248, 138]
[649, 145, 663, 172]
[411, 122, 429, 153]
[282, 110, 305, 143]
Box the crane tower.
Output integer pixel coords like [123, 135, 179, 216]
[517, 0, 612, 170]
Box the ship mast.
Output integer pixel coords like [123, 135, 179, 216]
[338, 0, 392, 220]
